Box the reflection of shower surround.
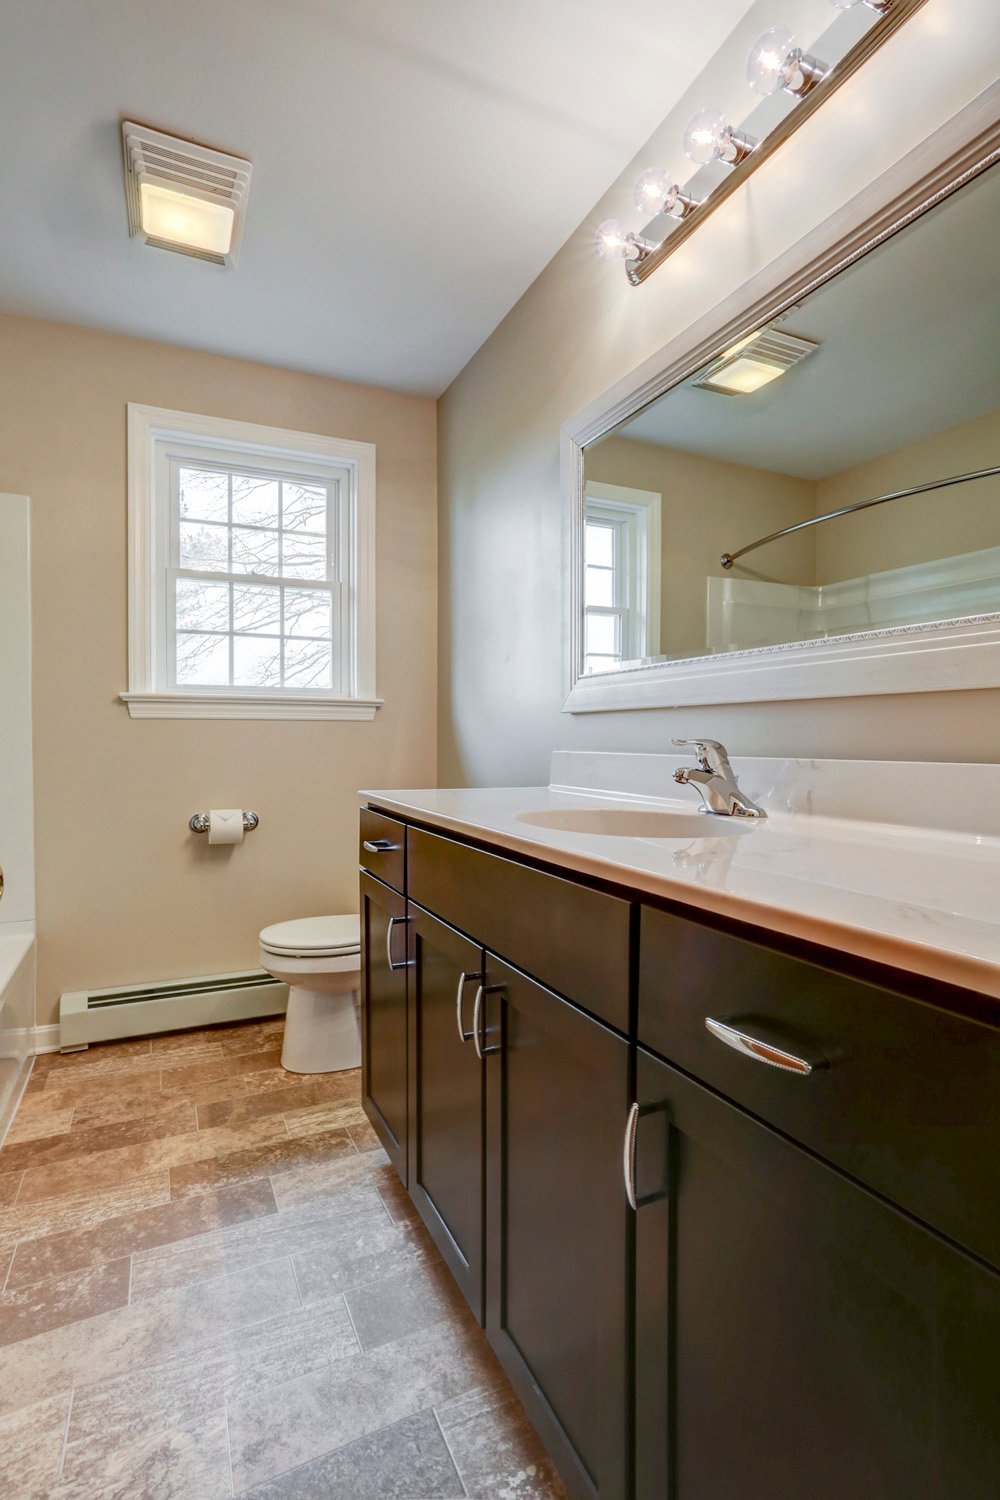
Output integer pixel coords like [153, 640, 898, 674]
[707, 544, 1000, 654]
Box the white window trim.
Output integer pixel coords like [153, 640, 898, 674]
[584, 481, 662, 667]
[122, 404, 380, 720]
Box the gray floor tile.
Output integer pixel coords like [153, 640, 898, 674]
[437, 1383, 569, 1499]
[59, 1407, 232, 1500]
[244, 1409, 465, 1498]
[344, 1258, 467, 1353]
[0, 1391, 71, 1499]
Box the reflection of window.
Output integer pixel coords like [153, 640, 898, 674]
[124, 406, 377, 718]
[583, 483, 661, 674]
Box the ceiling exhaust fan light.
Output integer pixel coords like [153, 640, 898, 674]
[138, 181, 235, 256]
[703, 356, 786, 394]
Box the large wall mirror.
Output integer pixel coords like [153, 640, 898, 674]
[566, 115, 1000, 711]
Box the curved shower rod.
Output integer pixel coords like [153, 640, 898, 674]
[720, 464, 1000, 571]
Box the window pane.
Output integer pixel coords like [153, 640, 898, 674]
[284, 588, 332, 638]
[585, 521, 614, 567]
[586, 612, 619, 656]
[281, 531, 328, 580]
[585, 566, 614, 607]
[231, 474, 280, 529]
[284, 638, 333, 689]
[179, 521, 229, 572]
[176, 632, 230, 686]
[231, 526, 280, 576]
[233, 583, 281, 635]
[179, 468, 229, 524]
[176, 579, 230, 632]
[233, 635, 282, 687]
[584, 655, 617, 676]
[283, 482, 328, 534]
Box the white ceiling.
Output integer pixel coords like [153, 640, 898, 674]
[0, 0, 755, 395]
[617, 159, 1000, 477]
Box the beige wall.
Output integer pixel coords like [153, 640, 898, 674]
[438, 0, 1000, 788]
[0, 312, 437, 1028]
[815, 407, 1000, 583]
[586, 437, 816, 658]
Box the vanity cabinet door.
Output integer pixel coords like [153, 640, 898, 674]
[633, 1046, 1000, 1500]
[360, 872, 409, 1183]
[483, 957, 630, 1500]
[407, 905, 486, 1320]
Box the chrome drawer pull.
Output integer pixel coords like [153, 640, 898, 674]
[385, 915, 413, 971]
[623, 1102, 640, 1210]
[363, 838, 397, 854]
[455, 969, 483, 1044]
[472, 984, 502, 1060]
[705, 1017, 827, 1075]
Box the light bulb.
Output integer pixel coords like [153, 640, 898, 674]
[633, 167, 694, 220]
[747, 27, 828, 98]
[594, 218, 640, 261]
[683, 108, 756, 169]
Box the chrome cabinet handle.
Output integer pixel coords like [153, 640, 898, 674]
[363, 838, 397, 854]
[623, 1102, 640, 1211]
[704, 1017, 827, 1075]
[472, 984, 502, 1060]
[385, 915, 412, 971]
[455, 970, 483, 1044]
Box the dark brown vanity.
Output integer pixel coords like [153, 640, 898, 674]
[359, 804, 1000, 1500]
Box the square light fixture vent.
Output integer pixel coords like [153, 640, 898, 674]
[693, 327, 819, 396]
[122, 120, 252, 267]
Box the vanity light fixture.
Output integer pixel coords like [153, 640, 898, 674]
[599, 0, 927, 287]
[746, 26, 828, 98]
[122, 120, 252, 267]
[692, 327, 818, 396]
[634, 167, 698, 220]
[683, 108, 757, 169]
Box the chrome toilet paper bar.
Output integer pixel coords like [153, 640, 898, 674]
[189, 811, 259, 834]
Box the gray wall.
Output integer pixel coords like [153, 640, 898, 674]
[437, 0, 1000, 787]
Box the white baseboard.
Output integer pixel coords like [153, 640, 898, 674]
[30, 1025, 61, 1055]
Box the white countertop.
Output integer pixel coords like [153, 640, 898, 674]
[361, 752, 1000, 1006]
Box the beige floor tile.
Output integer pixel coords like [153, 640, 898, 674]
[73, 1075, 248, 1130]
[0, 1103, 198, 1175]
[283, 1100, 371, 1138]
[16, 1115, 287, 1206]
[0, 1256, 130, 1345]
[199, 1070, 359, 1128]
[159, 1048, 283, 1090]
[243, 1067, 362, 1098]
[0, 1391, 72, 1500]
[33, 1038, 153, 1080]
[67, 1297, 359, 1452]
[7, 1178, 278, 1288]
[227, 1313, 499, 1493]
[24, 1068, 164, 1107]
[131, 1183, 388, 1301]
[269, 1146, 390, 1212]
[0, 1175, 173, 1256]
[170, 1124, 355, 1200]
[4, 1105, 75, 1144]
[0, 1256, 301, 1420]
[59, 1406, 232, 1500]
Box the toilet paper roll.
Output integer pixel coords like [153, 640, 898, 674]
[208, 809, 245, 846]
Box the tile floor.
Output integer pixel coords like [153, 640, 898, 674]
[0, 1019, 568, 1498]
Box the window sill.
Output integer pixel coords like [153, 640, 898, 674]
[120, 691, 383, 721]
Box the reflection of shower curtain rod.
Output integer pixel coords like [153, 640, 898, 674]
[720, 465, 1000, 570]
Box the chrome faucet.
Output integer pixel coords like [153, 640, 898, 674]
[672, 738, 765, 819]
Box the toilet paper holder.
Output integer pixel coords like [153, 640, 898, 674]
[189, 811, 259, 834]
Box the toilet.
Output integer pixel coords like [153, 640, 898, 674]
[258, 915, 361, 1074]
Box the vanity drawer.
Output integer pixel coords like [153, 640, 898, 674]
[408, 827, 631, 1033]
[359, 808, 406, 894]
[639, 904, 1000, 1268]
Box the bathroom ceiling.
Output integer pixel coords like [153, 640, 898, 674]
[0, 0, 755, 396]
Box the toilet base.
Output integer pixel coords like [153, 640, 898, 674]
[281, 983, 361, 1074]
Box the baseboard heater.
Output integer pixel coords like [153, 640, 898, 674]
[58, 969, 288, 1052]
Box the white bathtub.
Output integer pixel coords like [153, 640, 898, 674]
[0, 930, 35, 1141]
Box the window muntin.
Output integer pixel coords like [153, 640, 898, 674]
[584, 515, 629, 674]
[167, 461, 348, 693]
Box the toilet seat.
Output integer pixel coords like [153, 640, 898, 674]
[259, 914, 360, 958]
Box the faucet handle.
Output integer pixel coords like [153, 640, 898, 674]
[672, 737, 731, 773]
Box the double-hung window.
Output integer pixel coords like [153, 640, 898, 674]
[583, 482, 661, 674]
[123, 406, 378, 719]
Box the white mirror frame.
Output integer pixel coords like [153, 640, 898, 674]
[563, 85, 1000, 714]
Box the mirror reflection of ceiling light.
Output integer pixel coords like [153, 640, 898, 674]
[122, 121, 252, 267]
[693, 328, 819, 396]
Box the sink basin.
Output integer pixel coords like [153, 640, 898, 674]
[514, 806, 751, 838]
